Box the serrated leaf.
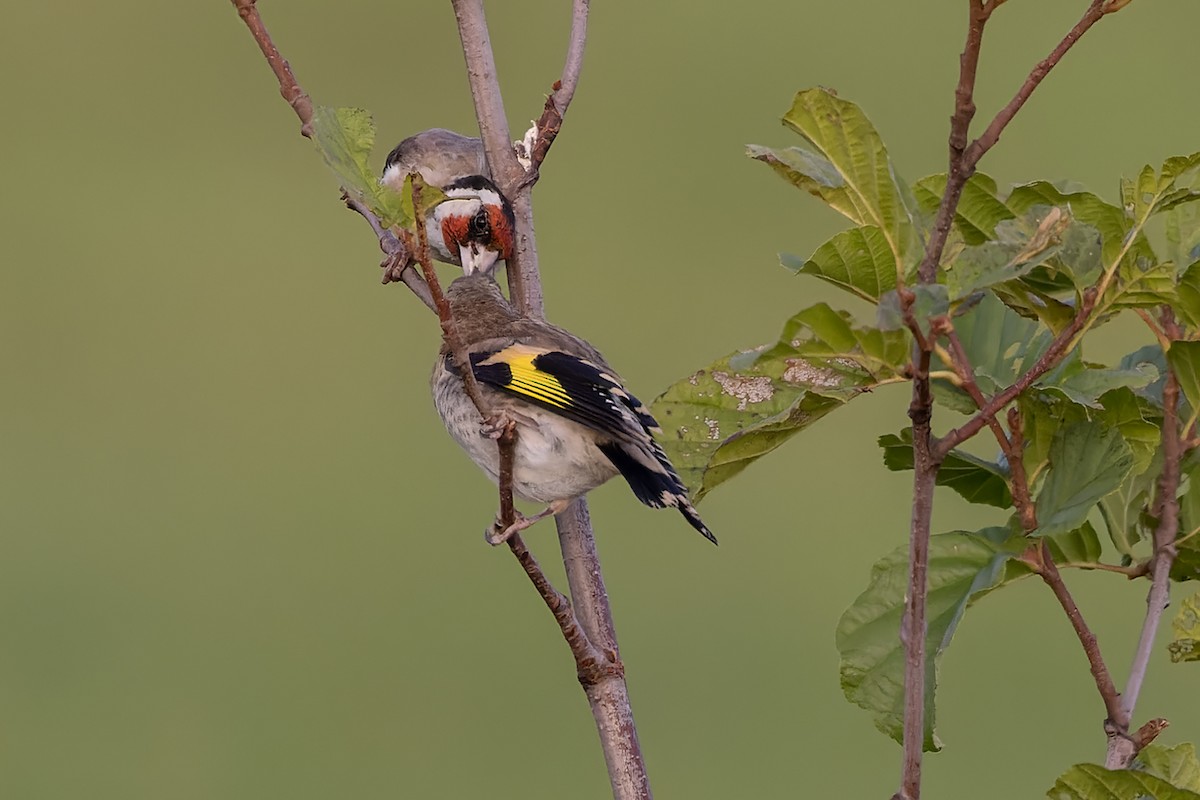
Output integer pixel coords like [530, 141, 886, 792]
[914, 172, 1015, 245]
[781, 224, 898, 302]
[749, 88, 916, 270]
[837, 527, 1024, 752]
[1139, 743, 1200, 791]
[838, 524, 1097, 752]
[878, 429, 1012, 508]
[654, 304, 906, 501]
[1169, 593, 1200, 662]
[311, 106, 411, 229]
[1048, 763, 1200, 800]
[1036, 420, 1135, 535]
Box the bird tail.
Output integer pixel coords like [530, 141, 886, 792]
[598, 442, 718, 545]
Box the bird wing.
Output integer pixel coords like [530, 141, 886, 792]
[467, 343, 659, 443]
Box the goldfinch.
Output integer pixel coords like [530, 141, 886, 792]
[432, 247, 717, 546]
[381, 132, 513, 274]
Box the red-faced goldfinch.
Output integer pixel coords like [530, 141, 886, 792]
[430, 182, 716, 545]
[381, 132, 514, 274]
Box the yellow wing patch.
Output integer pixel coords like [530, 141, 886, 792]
[481, 346, 571, 409]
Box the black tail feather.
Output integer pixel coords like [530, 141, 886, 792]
[598, 442, 718, 545]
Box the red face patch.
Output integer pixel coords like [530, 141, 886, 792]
[486, 205, 515, 260]
[441, 214, 472, 253]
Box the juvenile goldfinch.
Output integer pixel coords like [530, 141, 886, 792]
[433, 269, 718, 546]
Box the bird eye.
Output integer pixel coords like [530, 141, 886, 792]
[468, 207, 490, 239]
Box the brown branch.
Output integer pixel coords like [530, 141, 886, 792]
[914, 0, 993, 285]
[937, 289, 1097, 456]
[894, 3, 1130, 795]
[529, 0, 590, 170]
[896, 346, 940, 800]
[1005, 408, 1039, 534]
[231, 0, 314, 136]
[964, 0, 1111, 165]
[231, 0, 432, 309]
[1027, 540, 1126, 727]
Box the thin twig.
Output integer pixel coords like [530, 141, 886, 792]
[1028, 540, 1126, 727]
[231, 0, 429, 307]
[965, 0, 1110, 166]
[1109, 314, 1183, 768]
[231, 0, 314, 137]
[937, 289, 1097, 456]
[529, 0, 590, 170]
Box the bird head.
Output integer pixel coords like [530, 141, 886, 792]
[430, 175, 515, 276]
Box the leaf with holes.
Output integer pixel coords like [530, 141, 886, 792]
[653, 304, 907, 501]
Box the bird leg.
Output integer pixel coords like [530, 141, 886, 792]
[479, 409, 538, 439]
[485, 498, 573, 546]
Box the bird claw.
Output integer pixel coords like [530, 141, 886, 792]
[480, 413, 514, 440]
[485, 511, 532, 546]
[483, 499, 571, 546]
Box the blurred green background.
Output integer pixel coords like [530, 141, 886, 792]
[3, 1, 1199, 797]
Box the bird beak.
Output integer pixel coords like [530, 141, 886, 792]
[460, 242, 501, 276]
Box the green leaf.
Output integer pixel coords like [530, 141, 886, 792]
[1041, 352, 1159, 411]
[1044, 520, 1104, 565]
[749, 88, 916, 270]
[1169, 341, 1200, 417]
[878, 429, 1012, 508]
[1036, 420, 1135, 535]
[1175, 263, 1200, 330]
[1169, 593, 1200, 662]
[931, 293, 1052, 410]
[943, 210, 1072, 302]
[1121, 154, 1200, 221]
[913, 172, 1015, 245]
[837, 527, 1024, 752]
[311, 106, 411, 229]
[1094, 388, 1163, 556]
[1008, 182, 1154, 272]
[1048, 763, 1200, 800]
[839, 523, 1101, 752]
[781, 225, 898, 302]
[1139, 743, 1200, 791]
[653, 304, 906, 501]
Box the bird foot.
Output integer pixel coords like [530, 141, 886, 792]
[483, 500, 571, 546]
[480, 413, 515, 440]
